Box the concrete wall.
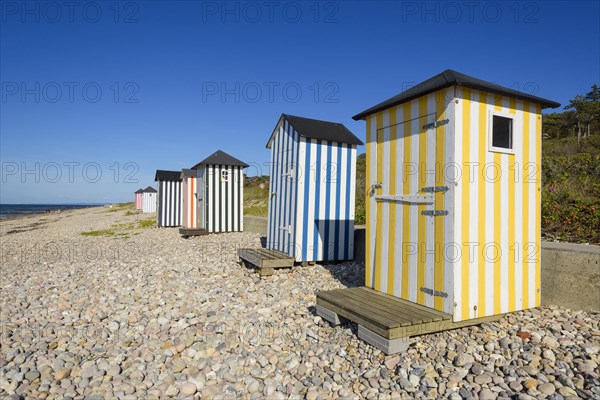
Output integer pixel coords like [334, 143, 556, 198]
[243, 217, 599, 312]
[540, 242, 600, 312]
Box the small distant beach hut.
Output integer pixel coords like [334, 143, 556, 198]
[155, 170, 182, 227]
[134, 189, 143, 210]
[179, 150, 248, 236]
[265, 114, 363, 263]
[316, 70, 559, 353]
[141, 186, 157, 213]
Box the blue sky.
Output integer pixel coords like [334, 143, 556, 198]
[1, 0, 598, 203]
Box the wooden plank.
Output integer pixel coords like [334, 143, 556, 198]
[353, 289, 448, 322]
[316, 287, 503, 341]
[341, 288, 445, 323]
[328, 290, 435, 324]
[325, 287, 441, 324]
[317, 290, 413, 327]
[359, 287, 451, 319]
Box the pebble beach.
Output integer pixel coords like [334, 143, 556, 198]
[0, 207, 598, 400]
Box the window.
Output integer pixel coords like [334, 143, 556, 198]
[489, 111, 515, 154]
[221, 170, 229, 182]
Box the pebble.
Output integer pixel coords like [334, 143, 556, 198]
[180, 382, 197, 396]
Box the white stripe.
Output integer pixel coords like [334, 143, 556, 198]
[425, 93, 436, 309]
[528, 102, 537, 307]
[338, 144, 348, 260]
[380, 110, 390, 290]
[295, 138, 306, 260]
[514, 101, 524, 310]
[393, 105, 404, 297]
[328, 141, 338, 260]
[501, 154, 509, 313]
[368, 116, 377, 286]
[469, 90, 480, 318]
[444, 88, 456, 315]
[307, 139, 317, 261]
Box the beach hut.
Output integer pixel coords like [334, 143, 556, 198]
[155, 170, 182, 227]
[316, 70, 559, 353]
[141, 186, 157, 213]
[134, 189, 143, 210]
[179, 150, 248, 236]
[265, 114, 363, 263]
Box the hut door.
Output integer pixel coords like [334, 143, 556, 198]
[373, 114, 443, 308]
[196, 169, 205, 229]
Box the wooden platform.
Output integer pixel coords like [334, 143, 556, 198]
[317, 287, 504, 353]
[179, 228, 209, 237]
[238, 248, 295, 276]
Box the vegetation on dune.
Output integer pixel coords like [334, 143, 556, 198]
[244, 176, 270, 217]
[81, 217, 155, 238]
[107, 202, 135, 212]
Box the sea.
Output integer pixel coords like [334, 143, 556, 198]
[0, 204, 103, 219]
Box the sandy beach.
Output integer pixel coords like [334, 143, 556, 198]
[0, 206, 598, 399]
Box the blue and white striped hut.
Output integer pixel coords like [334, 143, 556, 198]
[266, 114, 363, 262]
[155, 170, 182, 227]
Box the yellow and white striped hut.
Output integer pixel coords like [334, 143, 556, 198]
[352, 69, 560, 323]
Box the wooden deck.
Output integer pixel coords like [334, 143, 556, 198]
[179, 228, 209, 237]
[317, 287, 452, 339]
[316, 287, 504, 353]
[238, 248, 295, 276]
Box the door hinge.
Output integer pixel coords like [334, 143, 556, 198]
[420, 287, 448, 298]
[421, 186, 449, 193]
[421, 210, 448, 216]
[422, 119, 449, 130]
[279, 225, 291, 234]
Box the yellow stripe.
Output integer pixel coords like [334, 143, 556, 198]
[461, 88, 471, 320]
[417, 97, 427, 305]
[535, 105, 542, 306]
[365, 115, 372, 287]
[374, 112, 384, 291]
[477, 91, 487, 317]
[493, 95, 502, 315]
[387, 107, 397, 295]
[434, 90, 446, 311]
[401, 102, 411, 299]
[508, 98, 517, 312]
[522, 103, 530, 309]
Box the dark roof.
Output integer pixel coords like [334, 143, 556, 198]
[154, 170, 182, 182]
[267, 114, 363, 148]
[191, 150, 248, 169]
[352, 69, 560, 120]
[135, 188, 144, 193]
[143, 186, 157, 193]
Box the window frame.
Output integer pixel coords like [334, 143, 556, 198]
[488, 110, 516, 155]
[221, 169, 229, 182]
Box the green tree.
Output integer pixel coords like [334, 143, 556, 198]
[564, 84, 600, 141]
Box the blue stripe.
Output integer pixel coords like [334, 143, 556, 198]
[301, 139, 311, 261]
[323, 142, 332, 261]
[345, 145, 352, 260]
[335, 144, 342, 259]
[313, 140, 322, 261]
